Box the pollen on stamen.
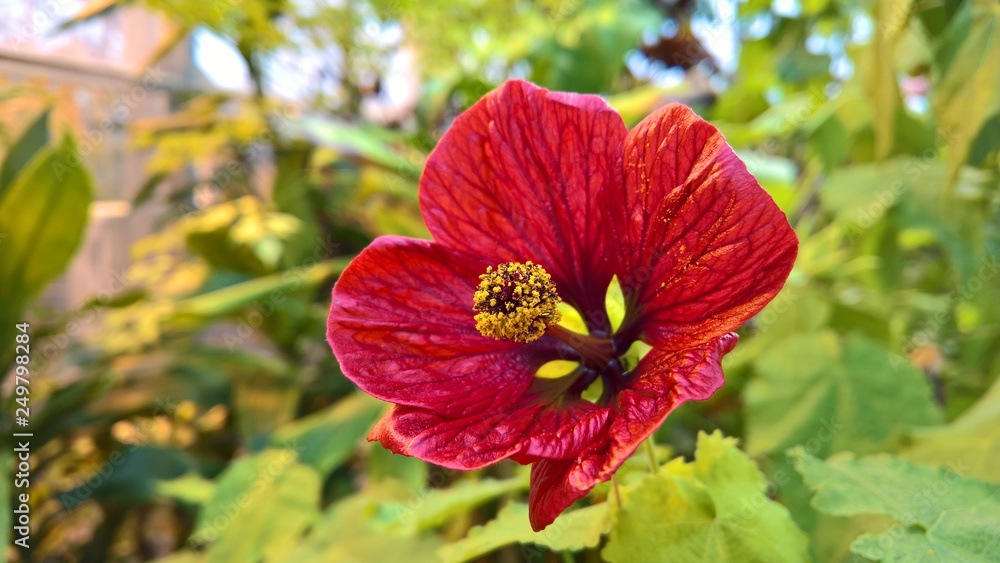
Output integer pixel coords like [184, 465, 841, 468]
[472, 261, 562, 343]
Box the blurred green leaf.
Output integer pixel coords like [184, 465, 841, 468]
[366, 441, 429, 491]
[233, 369, 302, 451]
[793, 450, 1000, 561]
[131, 171, 168, 207]
[59, 446, 213, 507]
[745, 333, 943, 457]
[156, 472, 217, 506]
[273, 146, 322, 267]
[380, 475, 530, 535]
[172, 257, 349, 321]
[0, 109, 50, 198]
[194, 449, 321, 562]
[900, 377, 1000, 482]
[441, 502, 609, 563]
[287, 116, 421, 178]
[933, 0, 1000, 186]
[270, 392, 383, 476]
[862, 0, 909, 160]
[287, 493, 444, 563]
[0, 136, 91, 300]
[603, 431, 809, 563]
[0, 135, 92, 370]
[737, 151, 799, 213]
[607, 84, 693, 127]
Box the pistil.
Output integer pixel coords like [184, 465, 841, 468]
[549, 325, 617, 368]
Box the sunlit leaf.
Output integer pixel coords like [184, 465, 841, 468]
[0, 135, 92, 370]
[270, 392, 383, 476]
[380, 475, 530, 535]
[441, 502, 609, 563]
[603, 431, 809, 563]
[193, 449, 321, 562]
[287, 494, 444, 563]
[156, 472, 217, 506]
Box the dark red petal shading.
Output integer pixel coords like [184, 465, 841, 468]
[420, 79, 627, 326]
[527, 333, 737, 531]
[607, 103, 797, 350]
[327, 236, 563, 419]
[370, 380, 610, 470]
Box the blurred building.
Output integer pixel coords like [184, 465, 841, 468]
[0, 2, 200, 309]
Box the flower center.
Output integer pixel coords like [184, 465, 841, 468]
[472, 261, 562, 343]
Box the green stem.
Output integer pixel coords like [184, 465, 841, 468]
[643, 435, 658, 474]
[611, 475, 623, 509]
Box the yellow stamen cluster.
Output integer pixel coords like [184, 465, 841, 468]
[472, 261, 562, 343]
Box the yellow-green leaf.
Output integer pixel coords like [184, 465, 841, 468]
[603, 431, 809, 563]
[440, 502, 609, 563]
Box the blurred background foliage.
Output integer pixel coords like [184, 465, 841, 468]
[1, 0, 999, 561]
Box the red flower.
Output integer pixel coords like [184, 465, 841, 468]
[327, 80, 797, 530]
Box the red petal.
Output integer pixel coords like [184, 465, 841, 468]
[327, 236, 563, 418]
[370, 381, 610, 470]
[607, 104, 797, 350]
[420, 79, 627, 324]
[527, 333, 736, 531]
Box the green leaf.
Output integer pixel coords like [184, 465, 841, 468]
[745, 332, 943, 457]
[607, 83, 693, 127]
[736, 151, 799, 213]
[900, 377, 1000, 482]
[58, 446, 211, 508]
[366, 442, 428, 491]
[287, 116, 422, 178]
[272, 146, 322, 268]
[862, 0, 910, 159]
[171, 258, 349, 321]
[156, 472, 217, 506]
[440, 502, 609, 563]
[0, 138, 93, 300]
[933, 0, 1000, 186]
[379, 475, 530, 535]
[131, 171, 168, 207]
[0, 136, 93, 369]
[602, 431, 809, 563]
[0, 109, 50, 198]
[792, 451, 1000, 561]
[193, 449, 321, 563]
[270, 392, 383, 476]
[287, 493, 444, 563]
